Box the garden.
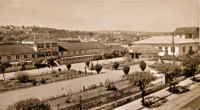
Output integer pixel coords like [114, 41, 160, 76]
[0, 68, 96, 93]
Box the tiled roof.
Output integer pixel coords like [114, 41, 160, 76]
[128, 45, 162, 53]
[58, 42, 107, 51]
[133, 36, 199, 45]
[174, 27, 199, 35]
[0, 44, 36, 56]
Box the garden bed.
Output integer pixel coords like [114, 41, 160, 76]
[0, 69, 95, 93]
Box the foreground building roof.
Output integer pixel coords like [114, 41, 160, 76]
[0, 44, 36, 56]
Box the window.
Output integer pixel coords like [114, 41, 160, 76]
[182, 47, 185, 52]
[0, 56, 1, 60]
[32, 54, 35, 58]
[61, 52, 63, 55]
[158, 47, 162, 50]
[46, 43, 50, 48]
[37, 43, 44, 48]
[171, 47, 175, 52]
[52, 43, 57, 47]
[189, 46, 193, 50]
[24, 55, 27, 59]
[7, 56, 11, 59]
[16, 55, 19, 59]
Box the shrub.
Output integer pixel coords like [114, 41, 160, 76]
[139, 60, 146, 71]
[15, 72, 30, 83]
[7, 98, 51, 110]
[66, 64, 71, 70]
[58, 68, 61, 72]
[113, 61, 120, 70]
[32, 79, 37, 86]
[85, 61, 90, 67]
[95, 64, 102, 73]
[41, 78, 46, 84]
[122, 65, 130, 76]
[143, 96, 168, 108]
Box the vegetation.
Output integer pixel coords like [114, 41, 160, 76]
[113, 61, 120, 70]
[122, 65, 130, 76]
[33, 59, 47, 74]
[143, 96, 168, 108]
[7, 98, 51, 110]
[156, 64, 179, 91]
[15, 72, 30, 83]
[85, 61, 90, 67]
[128, 71, 156, 105]
[182, 56, 200, 79]
[93, 55, 103, 64]
[17, 61, 26, 72]
[95, 64, 102, 74]
[139, 61, 146, 71]
[0, 61, 11, 80]
[66, 64, 71, 70]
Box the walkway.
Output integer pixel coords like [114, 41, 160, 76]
[115, 76, 200, 110]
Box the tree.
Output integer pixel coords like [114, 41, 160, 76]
[17, 61, 26, 72]
[110, 49, 119, 59]
[95, 64, 102, 74]
[187, 48, 195, 56]
[32, 59, 46, 74]
[113, 61, 119, 70]
[47, 58, 56, 70]
[122, 65, 130, 76]
[93, 55, 103, 64]
[156, 64, 179, 91]
[0, 61, 11, 80]
[139, 61, 147, 71]
[128, 71, 156, 105]
[85, 61, 90, 67]
[66, 64, 71, 70]
[7, 98, 51, 110]
[182, 56, 200, 79]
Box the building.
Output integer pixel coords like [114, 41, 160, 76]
[22, 36, 59, 60]
[0, 44, 36, 62]
[128, 45, 162, 60]
[58, 42, 106, 57]
[132, 35, 199, 56]
[58, 42, 107, 64]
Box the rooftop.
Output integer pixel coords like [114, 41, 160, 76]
[128, 45, 162, 53]
[58, 42, 107, 51]
[174, 27, 199, 35]
[0, 44, 36, 56]
[133, 36, 199, 45]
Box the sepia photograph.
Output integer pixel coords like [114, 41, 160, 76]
[0, 0, 199, 110]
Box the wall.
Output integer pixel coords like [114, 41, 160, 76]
[0, 54, 35, 62]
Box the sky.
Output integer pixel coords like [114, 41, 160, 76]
[0, 0, 199, 32]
